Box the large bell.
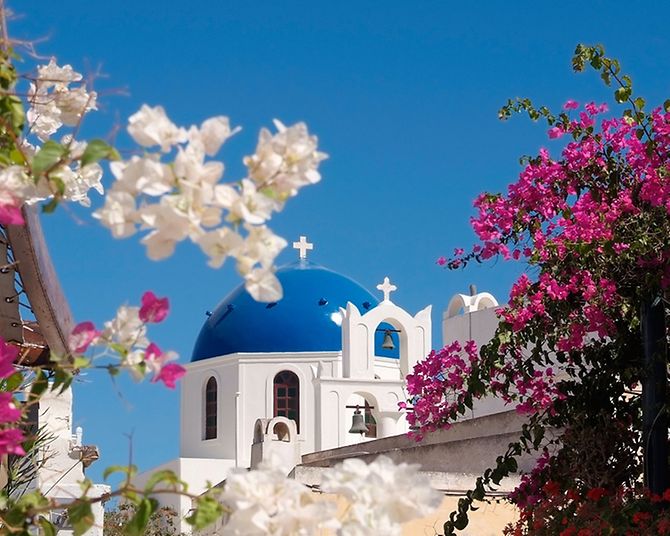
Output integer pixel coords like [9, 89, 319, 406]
[348, 408, 369, 435]
[381, 330, 395, 350]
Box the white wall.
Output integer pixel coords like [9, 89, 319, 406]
[442, 300, 508, 418]
[134, 457, 236, 535]
[36, 387, 109, 536]
[181, 357, 239, 459]
[235, 352, 338, 468]
[314, 378, 408, 451]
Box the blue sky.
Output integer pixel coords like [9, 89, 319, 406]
[10, 1, 670, 485]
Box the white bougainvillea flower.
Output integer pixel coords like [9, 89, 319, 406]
[173, 140, 224, 187]
[138, 195, 204, 260]
[244, 267, 282, 302]
[221, 463, 338, 535]
[0, 166, 32, 203]
[244, 120, 327, 197]
[55, 85, 97, 126]
[189, 115, 241, 157]
[127, 104, 188, 152]
[196, 227, 244, 269]
[26, 93, 62, 141]
[36, 58, 83, 88]
[59, 162, 104, 207]
[321, 455, 442, 535]
[216, 179, 279, 225]
[102, 305, 148, 350]
[110, 155, 175, 197]
[93, 191, 138, 238]
[236, 225, 287, 274]
[27, 59, 97, 140]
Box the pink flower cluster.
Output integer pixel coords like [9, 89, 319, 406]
[404, 340, 479, 439]
[508, 449, 552, 509]
[69, 291, 185, 389]
[0, 338, 25, 456]
[414, 100, 670, 436]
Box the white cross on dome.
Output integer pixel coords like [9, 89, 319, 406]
[293, 235, 313, 260]
[377, 276, 397, 302]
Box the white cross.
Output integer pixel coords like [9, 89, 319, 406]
[293, 235, 313, 260]
[377, 276, 397, 302]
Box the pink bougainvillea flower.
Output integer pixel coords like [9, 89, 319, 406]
[0, 393, 20, 424]
[139, 291, 170, 323]
[436, 256, 447, 266]
[0, 338, 18, 378]
[0, 427, 25, 456]
[69, 321, 101, 354]
[152, 363, 186, 389]
[144, 342, 163, 363]
[0, 202, 24, 226]
[548, 126, 564, 139]
[563, 99, 579, 110]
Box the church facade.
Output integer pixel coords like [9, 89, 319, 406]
[136, 237, 500, 531]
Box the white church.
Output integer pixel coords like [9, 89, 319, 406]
[136, 236, 506, 532]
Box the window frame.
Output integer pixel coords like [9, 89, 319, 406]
[204, 376, 218, 440]
[273, 370, 300, 433]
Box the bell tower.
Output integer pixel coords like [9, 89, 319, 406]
[340, 276, 432, 379]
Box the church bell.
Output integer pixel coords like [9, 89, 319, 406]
[348, 407, 369, 435]
[381, 329, 395, 350]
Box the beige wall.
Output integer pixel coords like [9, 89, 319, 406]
[403, 496, 517, 536]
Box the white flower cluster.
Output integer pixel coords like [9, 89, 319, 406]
[14, 58, 326, 302]
[97, 304, 179, 381]
[0, 147, 104, 211]
[94, 105, 327, 301]
[218, 456, 442, 536]
[220, 463, 337, 535]
[321, 456, 443, 535]
[27, 58, 98, 141]
[13, 60, 105, 208]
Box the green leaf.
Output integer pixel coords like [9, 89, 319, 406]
[9, 147, 25, 165]
[103, 464, 137, 481]
[3, 371, 24, 392]
[68, 501, 94, 536]
[453, 512, 469, 530]
[32, 141, 67, 176]
[29, 371, 49, 399]
[41, 197, 59, 214]
[144, 469, 181, 492]
[80, 139, 121, 167]
[186, 495, 224, 529]
[38, 517, 57, 536]
[614, 86, 631, 103]
[124, 498, 157, 536]
[72, 356, 90, 369]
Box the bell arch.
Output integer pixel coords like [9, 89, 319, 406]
[373, 319, 401, 360]
[345, 392, 379, 443]
[446, 292, 498, 318]
[341, 301, 431, 378]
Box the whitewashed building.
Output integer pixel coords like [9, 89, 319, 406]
[137, 237, 503, 532]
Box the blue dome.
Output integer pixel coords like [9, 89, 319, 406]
[191, 261, 399, 361]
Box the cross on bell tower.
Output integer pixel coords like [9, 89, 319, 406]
[377, 276, 397, 302]
[293, 235, 313, 260]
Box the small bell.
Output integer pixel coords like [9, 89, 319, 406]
[348, 407, 369, 435]
[381, 329, 395, 350]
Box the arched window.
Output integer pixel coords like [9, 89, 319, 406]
[273, 371, 300, 433]
[204, 377, 217, 440]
